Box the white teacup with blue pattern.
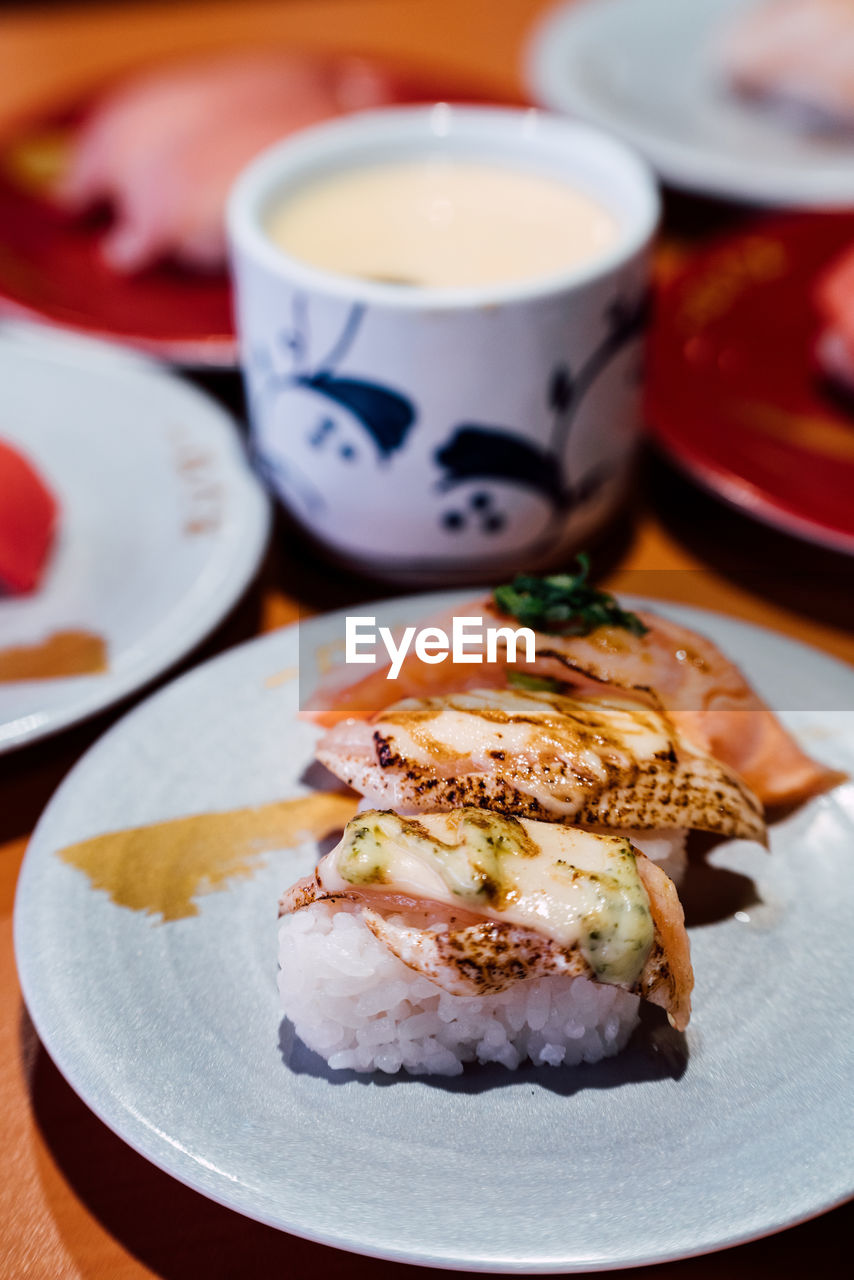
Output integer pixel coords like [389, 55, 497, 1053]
[228, 106, 658, 582]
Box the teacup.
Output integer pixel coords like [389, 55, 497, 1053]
[227, 105, 659, 582]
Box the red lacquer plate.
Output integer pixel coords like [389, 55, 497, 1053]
[0, 63, 521, 367]
[647, 213, 854, 555]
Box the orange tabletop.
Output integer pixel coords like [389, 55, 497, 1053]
[1, 2, 853, 1277]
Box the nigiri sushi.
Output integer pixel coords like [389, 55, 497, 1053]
[815, 242, 854, 395]
[278, 809, 693, 1075]
[0, 439, 58, 594]
[719, 0, 854, 137]
[315, 684, 766, 885]
[55, 52, 399, 272]
[304, 570, 841, 809]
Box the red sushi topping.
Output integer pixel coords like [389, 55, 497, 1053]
[815, 243, 854, 363]
[0, 439, 58, 593]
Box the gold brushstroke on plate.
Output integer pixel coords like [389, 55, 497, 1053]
[58, 792, 358, 922]
[0, 629, 108, 681]
[314, 638, 346, 676]
[169, 425, 223, 536]
[264, 665, 298, 689]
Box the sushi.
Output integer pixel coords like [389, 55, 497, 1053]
[719, 0, 854, 137]
[304, 574, 841, 808]
[815, 242, 854, 396]
[278, 809, 693, 1075]
[279, 569, 839, 1077]
[55, 52, 399, 272]
[0, 438, 58, 594]
[315, 684, 767, 884]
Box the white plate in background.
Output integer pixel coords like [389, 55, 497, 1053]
[526, 0, 854, 206]
[0, 325, 269, 751]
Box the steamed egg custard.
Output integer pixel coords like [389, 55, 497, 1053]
[324, 810, 654, 986]
[267, 159, 619, 289]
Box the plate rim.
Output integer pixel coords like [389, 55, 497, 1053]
[0, 295, 238, 367]
[12, 593, 854, 1270]
[645, 207, 854, 557]
[0, 327, 271, 752]
[647, 425, 854, 556]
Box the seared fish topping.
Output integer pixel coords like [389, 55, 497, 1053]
[280, 809, 693, 1029]
[317, 686, 766, 841]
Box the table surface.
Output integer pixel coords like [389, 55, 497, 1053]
[1, 2, 853, 1277]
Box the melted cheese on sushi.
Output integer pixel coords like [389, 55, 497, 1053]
[324, 809, 654, 986]
[280, 808, 694, 1032]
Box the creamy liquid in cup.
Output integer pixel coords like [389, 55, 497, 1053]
[266, 159, 619, 288]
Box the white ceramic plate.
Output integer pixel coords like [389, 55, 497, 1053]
[526, 0, 854, 207]
[13, 593, 854, 1271]
[0, 324, 269, 751]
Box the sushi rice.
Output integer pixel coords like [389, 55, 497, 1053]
[278, 902, 641, 1076]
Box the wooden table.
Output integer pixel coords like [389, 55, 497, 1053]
[1, 2, 852, 1276]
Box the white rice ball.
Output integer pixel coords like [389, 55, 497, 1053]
[278, 903, 641, 1076]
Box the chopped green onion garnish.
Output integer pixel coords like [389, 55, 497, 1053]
[494, 555, 648, 638]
